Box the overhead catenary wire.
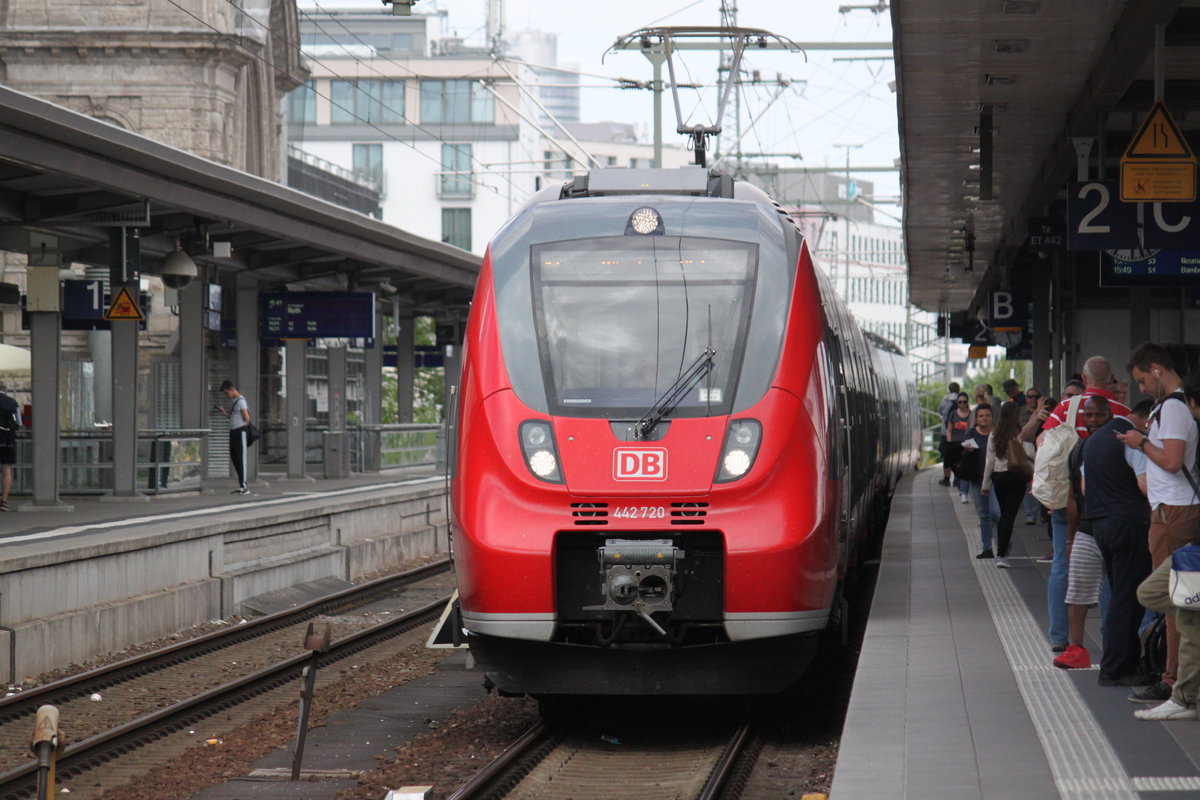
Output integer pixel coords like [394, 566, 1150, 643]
[711, 79, 792, 170]
[474, 79, 595, 171]
[194, 0, 524, 201]
[491, 57, 601, 169]
[175, 0, 508, 199]
[296, 3, 524, 197]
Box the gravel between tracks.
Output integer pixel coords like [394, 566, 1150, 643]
[9, 550, 853, 799]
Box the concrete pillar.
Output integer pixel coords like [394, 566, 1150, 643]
[23, 255, 71, 511]
[325, 344, 348, 477]
[395, 314, 415, 423]
[286, 338, 307, 479]
[85, 265, 111, 425]
[327, 345, 347, 432]
[236, 274, 260, 484]
[107, 228, 145, 500]
[442, 327, 462, 474]
[27, 312, 69, 509]
[1129, 286, 1153, 405]
[179, 277, 206, 431]
[363, 311, 383, 471]
[1050, 256, 1063, 398]
[365, 314, 382, 428]
[1031, 265, 1051, 396]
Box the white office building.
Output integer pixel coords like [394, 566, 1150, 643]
[289, 6, 682, 255]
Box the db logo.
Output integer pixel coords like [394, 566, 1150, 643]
[613, 448, 668, 481]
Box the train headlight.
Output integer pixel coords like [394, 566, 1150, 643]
[529, 449, 558, 478]
[519, 420, 564, 483]
[723, 449, 752, 477]
[716, 419, 761, 483]
[626, 206, 664, 236]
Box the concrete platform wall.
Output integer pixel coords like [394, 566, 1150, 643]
[0, 484, 449, 681]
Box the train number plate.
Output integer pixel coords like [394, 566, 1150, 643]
[611, 506, 667, 519]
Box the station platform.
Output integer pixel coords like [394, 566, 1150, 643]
[0, 470, 439, 550]
[832, 469, 1200, 800]
[0, 469, 450, 680]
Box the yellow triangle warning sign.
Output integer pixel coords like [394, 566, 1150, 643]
[105, 286, 144, 321]
[1124, 102, 1195, 159]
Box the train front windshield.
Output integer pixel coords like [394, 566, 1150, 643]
[531, 236, 757, 419]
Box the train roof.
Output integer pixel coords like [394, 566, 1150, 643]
[515, 166, 798, 232]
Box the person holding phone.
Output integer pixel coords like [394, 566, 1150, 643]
[216, 379, 251, 495]
[966, 404, 1001, 559]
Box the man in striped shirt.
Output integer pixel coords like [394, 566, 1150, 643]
[1036, 357, 1131, 652]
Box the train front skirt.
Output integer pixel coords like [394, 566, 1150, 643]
[465, 630, 820, 696]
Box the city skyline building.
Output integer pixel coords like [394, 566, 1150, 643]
[288, 4, 685, 255]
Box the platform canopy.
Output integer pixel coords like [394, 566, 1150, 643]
[893, 0, 1191, 313]
[0, 84, 479, 315]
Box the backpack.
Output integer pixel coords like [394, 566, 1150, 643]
[0, 395, 17, 436]
[1156, 391, 1200, 497]
[1140, 613, 1167, 679]
[1031, 394, 1085, 510]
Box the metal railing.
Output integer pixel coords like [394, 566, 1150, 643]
[9, 428, 207, 495]
[254, 423, 445, 475]
[7, 423, 444, 495]
[353, 424, 445, 473]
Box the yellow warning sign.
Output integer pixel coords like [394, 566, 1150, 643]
[105, 286, 144, 321]
[1121, 161, 1196, 202]
[1123, 103, 1193, 158]
[1121, 102, 1197, 202]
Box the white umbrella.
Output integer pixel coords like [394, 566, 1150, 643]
[0, 343, 31, 377]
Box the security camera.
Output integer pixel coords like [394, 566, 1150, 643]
[160, 249, 197, 290]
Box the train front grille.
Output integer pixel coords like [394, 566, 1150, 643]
[571, 502, 609, 525]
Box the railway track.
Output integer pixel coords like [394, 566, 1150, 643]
[447, 720, 760, 800]
[0, 559, 453, 799]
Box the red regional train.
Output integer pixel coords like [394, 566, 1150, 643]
[448, 166, 919, 696]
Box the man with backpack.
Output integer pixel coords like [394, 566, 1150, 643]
[1116, 343, 1200, 704]
[0, 384, 21, 511]
[1034, 356, 1131, 653]
[937, 382, 961, 486]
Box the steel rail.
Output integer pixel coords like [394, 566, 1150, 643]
[0, 557, 449, 726]
[698, 723, 758, 800]
[444, 720, 558, 800]
[0, 581, 451, 799]
[446, 721, 756, 800]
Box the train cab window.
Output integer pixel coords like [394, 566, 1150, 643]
[529, 236, 757, 418]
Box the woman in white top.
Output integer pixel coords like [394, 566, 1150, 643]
[982, 401, 1035, 568]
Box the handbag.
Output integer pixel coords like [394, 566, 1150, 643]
[1006, 437, 1033, 483]
[244, 423, 262, 447]
[951, 442, 980, 483]
[1169, 545, 1200, 608]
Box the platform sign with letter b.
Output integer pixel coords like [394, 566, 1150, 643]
[988, 291, 1030, 348]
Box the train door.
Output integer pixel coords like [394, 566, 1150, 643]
[824, 329, 854, 576]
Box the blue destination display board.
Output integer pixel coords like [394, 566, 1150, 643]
[1100, 250, 1200, 286]
[260, 292, 375, 339]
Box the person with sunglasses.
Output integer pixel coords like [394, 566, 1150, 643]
[943, 392, 973, 502]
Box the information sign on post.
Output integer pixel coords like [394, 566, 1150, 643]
[987, 290, 1029, 348]
[1120, 102, 1196, 202]
[260, 292, 375, 340]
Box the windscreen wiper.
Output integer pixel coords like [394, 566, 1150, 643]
[634, 347, 716, 440]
